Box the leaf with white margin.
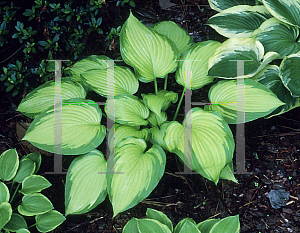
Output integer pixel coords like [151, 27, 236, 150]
[17, 79, 86, 119]
[18, 193, 53, 216]
[279, 53, 300, 97]
[105, 94, 150, 126]
[174, 218, 199, 233]
[36, 210, 66, 232]
[164, 108, 235, 185]
[262, 0, 300, 28]
[153, 21, 194, 54]
[81, 66, 139, 97]
[207, 79, 285, 124]
[0, 182, 9, 203]
[252, 17, 300, 58]
[142, 90, 178, 119]
[248, 5, 273, 19]
[146, 208, 173, 232]
[0, 148, 19, 181]
[13, 158, 35, 183]
[23, 98, 106, 155]
[0, 202, 12, 230]
[120, 12, 178, 82]
[20, 175, 52, 195]
[16, 229, 30, 233]
[252, 65, 300, 118]
[107, 137, 166, 217]
[123, 218, 172, 233]
[176, 41, 221, 89]
[208, 0, 257, 12]
[208, 38, 280, 79]
[206, 5, 266, 38]
[3, 213, 27, 232]
[65, 150, 107, 215]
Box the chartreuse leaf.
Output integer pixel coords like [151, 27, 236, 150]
[252, 65, 300, 118]
[16, 228, 30, 233]
[208, 38, 279, 79]
[0, 148, 19, 181]
[208, 0, 257, 12]
[106, 95, 150, 126]
[120, 12, 178, 82]
[0, 202, 12, 230]
[13, 158, 35, 183]
[209, 215, 240, 233]
[147, 112, 168, 127]
[164, 108, 235, 185]
[18, 193, 53, 216]
[19, 175, 52, 195]
[206, 5, 266, 38]
[23, 98, 106, 155]
[262, 0, 300, 27]
[197, 219, 219, 232]
[174, 218, 200, 233]
[24, 152, 41, 174]
[17, 79, 86, 119]
[0, 182, 9, 203]
[279, 53, 300, 97]
[146, 208, 173, 232]
[3, 213, 27, 232]
[176, 41, 221, 89]
[153, 21, 194, 54]
[149, 122, 171, 151]
[219, 161, 238, 183]
[65, 150, 107, 215]
[107, 138, 166, 217]
[35, 210, 66, 232]
[81, 66, 139, 97]
[70, 55, 112, 82]
[207, 79, 285, 124]
[252, 17, 300, 58]
[123, 218, 172, 233]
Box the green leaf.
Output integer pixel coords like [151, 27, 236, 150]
[0, 182, 9, 203]
[147, 111, 168, 127]
[13, 158, 35, 183]
[219, 161, 238, 183]
[174, 218, 199, 233]
[23, 99, 106, 155]
[164, 108, 235, 184]
[153, 21, 194, 54]
[24, 153, 41, 174]
[176, 41, 221, 89]
[209, 215, 240, 233]
[0, 202, 12, 230]
[0, 148, 19, 181]
[16, 228, 30, 233]
[107, 138, 166, 217]
[279, 53, 300, 97]
[18, 193, 54, 216]
[207, 79, 285, 124]
[252, 17, 300, 58]
[65, 150, 107, 215]
[208, 0, 257, 12]
[3, 213, 27, 232]
[262, 0, 300, 27]
[196, 219, 219, 232]
[17, 79, 87, 119]
[123, 218, 172, 233]
[105, 94, 150, 126]
[146, 208, 173, 232]
[149, 123, 170, 151]
[81, 66, 139, 97]
[20, 175, 52, 194]
[120, 12, 178, 82]
[35, 210, 66, 232]
[206, 5, 266, 38]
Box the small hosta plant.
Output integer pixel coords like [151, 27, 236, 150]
[17, 9, 290, 221]
[0, 149, 65, 233]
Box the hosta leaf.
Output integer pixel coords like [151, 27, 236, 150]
[17, 79, 86, 119]
[0, 202, 12, 230]
[0, 148, 19, 181]
[0, 182, 9, 203]
[65, 150, 107, 215]
[219, 161, 238, 183]
[146, 208, 173, 232]
[149, 123, 170, 151]
[36, 210, 66, 232]
[207, 79, 285, 124]
[174, 218, 198, 233]
[120, 12, 178, 82]
[208, 0, 257, 12]
[262, 0, 300, 27]
[16, 229, 30, 233]
[164, 108, 235, 184]
[13, 158, 35, 183]
[279, 53, 300, 97]
[81, 66, 139, 97]
[123, 218, 172, 233]
[207, 5, 266, 38]
[18, 193, 53, 216]
[209, 215, 240, 233]
[176, 41, 221, 89]
[3, 213, 27, 232]
[24, 152, 41, 174]
[252, 65, 300, 117]
[147, 111, 168, 127]
[23, 98, 106, 155]
[107, 138, 166, 217]
[105, 94, 150, 126]
[197, 219, 219, 232]
[20, 175, 52, 195]
[153, 21, 194, 54]
[252, 17, 300, 58]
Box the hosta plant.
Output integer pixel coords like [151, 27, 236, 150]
[17, 10, 289, 220]
[0, 149, 65, 233]
[123, 208, 240, 233]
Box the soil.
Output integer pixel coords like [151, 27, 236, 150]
[1, 1, 300, 233]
